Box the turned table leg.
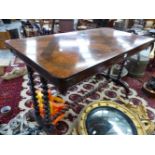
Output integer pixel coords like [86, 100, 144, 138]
[27, 66, 40, 116]
[40, 77, 51, 124]
[97, 54, 130, 98]
[27, 66, 54, 134]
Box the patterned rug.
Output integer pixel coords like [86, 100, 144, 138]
[0, 64, 24, 124]
[0, 67, 155, 135]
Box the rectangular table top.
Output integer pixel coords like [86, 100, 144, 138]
[6, 28, 155, 93]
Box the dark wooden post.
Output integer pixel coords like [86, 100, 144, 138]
[27, 66, 40, 116]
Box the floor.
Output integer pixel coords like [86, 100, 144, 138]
[0, 58, 155, 134]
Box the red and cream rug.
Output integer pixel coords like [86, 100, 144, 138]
[0, 64, 155, 135]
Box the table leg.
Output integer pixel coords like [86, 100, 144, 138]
[40, 77, 51, 122]
[40, 76, 70, 134]
[117, 58, 126, 80]
[27, 66, 55, 134]
[59, 86, 68, 95]
[27, 66, 40, 116]
[109, 77, 129, 98]
[116, 57, 130, 98]
[107, 67, 111, 79]
[40, 76, 55, 133]
[27, 66, 48, 131]
[97, 57, 130, 98]
[147, 43, 155, 71]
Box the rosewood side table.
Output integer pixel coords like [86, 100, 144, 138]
[5, 28, 155, 134]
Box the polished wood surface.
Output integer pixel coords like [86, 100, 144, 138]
[6, 28, 155, 93]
